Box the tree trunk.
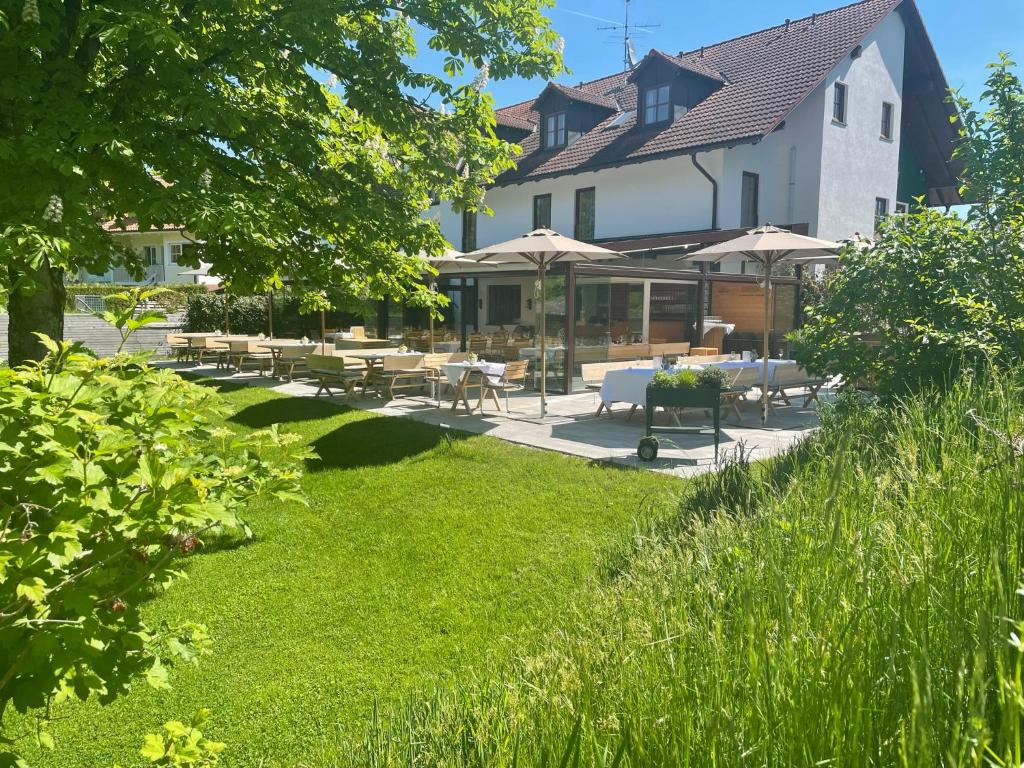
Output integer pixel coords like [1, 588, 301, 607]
[8, 258, 66, 365]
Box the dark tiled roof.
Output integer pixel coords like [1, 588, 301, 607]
[495, 112, 536, 131]
[494, 0, 903, 184]
[629, 49, 726, 85]
[532, 82, 619, 112]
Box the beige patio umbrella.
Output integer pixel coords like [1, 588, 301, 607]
[686, 225, 840, 422]
[468, 229, 623, 419]
[420, 249, 503, 354]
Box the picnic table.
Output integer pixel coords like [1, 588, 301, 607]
[711, 358, 797, 384]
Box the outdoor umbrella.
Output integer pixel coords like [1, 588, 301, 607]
[686, 225, 840, 422]
[420, 249, 502, 354]
[468, 229, 623, 419]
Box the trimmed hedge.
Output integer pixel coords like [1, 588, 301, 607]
[182, 292, 363, 337]
[65, 283, 209, 314]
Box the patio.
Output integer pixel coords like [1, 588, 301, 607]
[162, 359, 826, 477]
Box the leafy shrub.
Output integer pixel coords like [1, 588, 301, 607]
[795, 57, 1024, 397]
[695, 366, 730, 390]
[182, 292, 364, 337]
[0, 314, 306, 762]
[650, 367, 729, 390]
[650, 369, 699, 389]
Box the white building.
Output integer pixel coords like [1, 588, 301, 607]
[422, 0, 960, 390]
[76, 220, 214, 286]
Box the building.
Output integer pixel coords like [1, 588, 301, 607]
[76, 219, 211, 286]
[424, 0, 961, 392]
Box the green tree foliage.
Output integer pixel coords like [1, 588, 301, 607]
[0, 292, 307, 764]
[0, 0, 563, 361]
[795, 56, 1024, 395]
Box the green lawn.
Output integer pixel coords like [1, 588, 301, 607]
[28, 381, 681, 767]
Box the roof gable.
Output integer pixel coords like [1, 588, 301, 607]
[627, 49, 725, 85]
[494, 0, 955, 185]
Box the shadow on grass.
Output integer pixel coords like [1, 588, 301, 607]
[229, 396, 350, 428]
[309, 416, 468, 471]
[179, 373, 254, 395]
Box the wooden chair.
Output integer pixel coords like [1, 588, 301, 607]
[479, 360, 530, 413]
[420, 352, 453, 405]
[720, 367, 760, 421]
[349, 326, 366, 339]
[166, 333, 191, 362]
[649, 342, 691, 363]
[307, 354, 364, 401]
[375, 354, 427, 399]
[767, 363, 827, 408]
[469, 336, 489, 356]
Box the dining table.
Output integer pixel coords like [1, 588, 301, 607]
[710, 358, 797, 384]
[439, 361, 506, 414]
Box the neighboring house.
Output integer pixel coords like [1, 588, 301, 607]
[423, 0, 961, 390]
[76, 219, 213, 286]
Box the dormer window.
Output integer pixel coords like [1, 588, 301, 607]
[544, 112, 567, 149]
[643, 84, 671, 125]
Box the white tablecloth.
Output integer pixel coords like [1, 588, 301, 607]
[440, 362, 506, 388]
[599, 368, 656, 407]
[711, 359, 796, 384]
[434, 341, 461, 353]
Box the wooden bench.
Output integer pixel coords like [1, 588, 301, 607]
[307, 354, 366, 401]
[767, 363, 827, 408]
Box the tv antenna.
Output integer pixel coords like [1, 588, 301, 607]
[597, 0, 661, 72]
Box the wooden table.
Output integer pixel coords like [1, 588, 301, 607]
[690, 346, 719, 356]
[340, 349, 416, 392]
[333, 338, 392, 350]
[439, 362, 506, 414]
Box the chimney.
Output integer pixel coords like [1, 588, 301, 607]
[784, 18, 791, 31]
[811, 12, 817, 25]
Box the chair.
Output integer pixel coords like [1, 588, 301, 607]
[375, 354, 427, 399]
[479, 360, 530, 413]
[469, 336, 489, 356]
[420, 352, 453, 405]
[649, 342, 691, 363]
[766, 363, 827, 408]
[307, 354, 364, 401]
[166, 333, 191, 362]
[720, 367, 761, 421]
[273, 345, 313, 381]
[349, 326, 366, 339]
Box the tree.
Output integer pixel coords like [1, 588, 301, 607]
[795, 57, 1024, 395]
[0, 0, 563, 363]
[0, 290, 307, 764]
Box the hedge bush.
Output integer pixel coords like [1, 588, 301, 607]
[182, 292, 363, 337]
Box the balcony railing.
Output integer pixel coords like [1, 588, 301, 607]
[77, 264, 167, 284]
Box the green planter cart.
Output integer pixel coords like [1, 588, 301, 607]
[637, 385, 722, 462]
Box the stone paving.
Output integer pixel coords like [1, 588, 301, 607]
[163, 361, 828, 478]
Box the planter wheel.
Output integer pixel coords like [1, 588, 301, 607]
[637, 437, 659, 462]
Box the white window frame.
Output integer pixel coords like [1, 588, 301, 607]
[168, 242, 188, 265]
[880, 101, 894, 140]
[141, 245, 160, 266]
[643, 84, 671, 125]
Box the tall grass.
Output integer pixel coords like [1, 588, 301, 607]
[329, 370, 1024, 767]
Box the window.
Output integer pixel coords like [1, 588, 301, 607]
[544, 112, 566, 148]
[874, 197, 889, 229]
[880, 101, 894, 140]
[461, 209, 477, 252]
[168, 243, 194, 264]
[894, 201, 909, 214]
[574, 187, 595, 241]
[142, 245, 159, 266]
[833, 82, 847, 124]
[740, 172, 759, 229]
[487, 284, 521, 325]
[643, 84, 671, 125]
[533, 194, 552, 230]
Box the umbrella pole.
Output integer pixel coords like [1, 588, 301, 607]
[320, 310, 327, 354]
[539, 266, 547, 420]
[223, 291, 230, 335]
[429, 280, 436, 355]
[267, 291, 274, 338]
[762, 263, 772, 423]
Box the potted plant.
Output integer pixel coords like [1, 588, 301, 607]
[638, 366, 731, 461]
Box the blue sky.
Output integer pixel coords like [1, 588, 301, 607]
[417, 0, 1023, 109]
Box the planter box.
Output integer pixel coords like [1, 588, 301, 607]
[645, 385, 721, 411]
[639, 385, 723, 461]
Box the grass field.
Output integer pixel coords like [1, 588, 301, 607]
[342, 373, 1024, 767]
[24, 381, 681, 767]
